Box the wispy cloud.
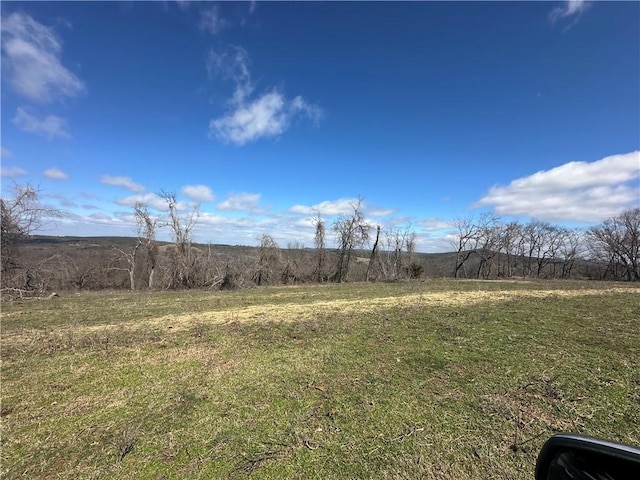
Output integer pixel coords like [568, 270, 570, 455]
[217, 192, 261, 212]
[0, 166, 28, 178]
[417, 218, 453, 231]
[206, 46, 253, 104]
[207, 46, 323, 146]
[199, 5, 229, 35]
[13, 107, 71, 139]
[101, 175, 145, 193]
[115, 192, 192, 213]
[48, 192, 76, 207]
[1, 147, 12, 158]
[475, 151, 640, 222]
[367, 207, 396, 217]
[1, 12, 85, 103]
[289, 198, 367, 216]
[44, 167, 69, 180]
[181, 184, 215, 202]
[115, 192, 167, 211]
[550, 1, 591, 25]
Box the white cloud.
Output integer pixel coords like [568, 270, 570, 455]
[13, 107, 71, 139]
[44, 167, 69, 180]
[115, 193, 192, 214]
[288, 197, 395, 218]
[199, 5, 228, 35]
[417, 218, 454, 231]
[217, 192, 261, 212]
[289, 198, 365, 216]
[0, 166, 28, 178]
[210, 91, 323, 146]
[367, 207, 396, 217]
[1, 147, 12, 158]
[182, 185, 215, 202]
[418, 232, 458, 254]
[207, 47, 323, 146]
[210, 92, 281, 145]
[116, 192, 167, 211]
[101, 175, 146, 193]
[550, 1, 591, 24]
[88, 213, 113, 222]
[197, 212, 255, 228]
[1, 12, 85, 103]
[475, 151, 640, 222]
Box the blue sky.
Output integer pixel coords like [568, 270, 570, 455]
[1, 1, 639, 251]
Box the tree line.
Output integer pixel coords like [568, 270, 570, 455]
[451, 210, 639, 281]
[1, 183, 638, 296]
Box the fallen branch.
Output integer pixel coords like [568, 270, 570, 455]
[510, 431, 547, 452]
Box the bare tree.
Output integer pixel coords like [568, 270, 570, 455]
[588, 208, 640, 281]
[134, 203, 159, 289]
[253, 234, 281, 285]
[1, 183, 60, 275]
[558, 228, 583, 279]
[529, 222, 563, 278]
[495, 221, 521, 278]
[111, 241, 142, 290]
[452, 216, 478, 279]
[160, 191, 199, 288]
[366, 225, 382, 282]
[312, 211, 328, 282]
[475, 221, 501, 279]
[332, 198, 370, 282]
[378, 225, 417, 280]
[282, 241, 304, 285]
[452, 213, 498, 278]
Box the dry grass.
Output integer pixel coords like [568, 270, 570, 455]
[1, 279, 639, 479]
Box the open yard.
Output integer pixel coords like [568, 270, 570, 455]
[1, 280, 639, 479]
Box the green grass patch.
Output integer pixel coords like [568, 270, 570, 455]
[1, 280, 639, 479]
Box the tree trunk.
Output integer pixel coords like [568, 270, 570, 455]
[366, 225, 381, 282]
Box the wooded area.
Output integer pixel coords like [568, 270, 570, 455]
[1, 183, 639, 297]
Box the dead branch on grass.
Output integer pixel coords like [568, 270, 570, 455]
[115, 425, 138, 462]
[235, 448, 292, 474]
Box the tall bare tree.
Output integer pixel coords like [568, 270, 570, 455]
[366, 225, 382, 282]
[134, 203, 159, 289]
[160, 191, 199, 288]
[332, 198, 370, 282]
[558, 228, 583, 279]
[312, 211, 328, 282]
[111, 241, 142, 291]
[496, 221, 521, 278]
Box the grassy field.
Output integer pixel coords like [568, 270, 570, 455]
[1, 280, 639, 479]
